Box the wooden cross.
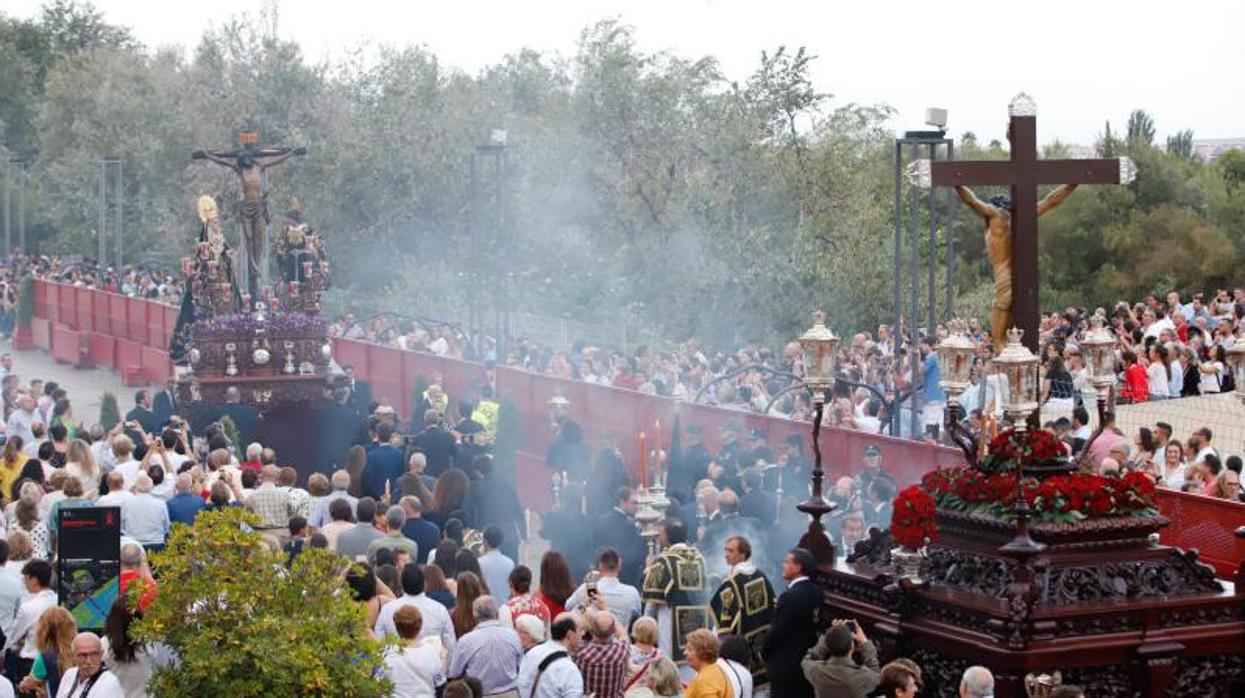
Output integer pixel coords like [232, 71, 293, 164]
[931, 94, 1126, 351]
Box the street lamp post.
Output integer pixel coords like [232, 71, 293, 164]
[796, 311, 839, 564]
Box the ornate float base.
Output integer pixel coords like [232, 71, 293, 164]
[822, 510, 1245, 697]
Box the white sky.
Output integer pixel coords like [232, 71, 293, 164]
[7, 0, 1244, 144]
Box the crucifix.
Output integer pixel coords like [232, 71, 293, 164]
[192, 132, 307, 298]
[929, 93, 1134, 352]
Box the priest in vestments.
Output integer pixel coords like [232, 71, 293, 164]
[641, 518, 710, 666]
[709, 534, 775, 686]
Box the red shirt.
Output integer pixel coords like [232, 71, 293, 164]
[241, 460, 263, 474]
[120, 569, 158, 612]
[1122, 364, 1149, 402]
[504, 592, 551, 626]
[535, 592, 565, 619]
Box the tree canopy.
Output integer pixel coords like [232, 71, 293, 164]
[2, 2, 1241, 347]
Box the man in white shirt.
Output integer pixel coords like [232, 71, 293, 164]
[55, 633, 125, 698]
[110, 435, 142, 491]
[564, 547, 642, 629]
[0, 541, 23, 652]
[5, 560, 56, 678]
[1192, 427, 1218, 465]
[95, 472, 135, 532]
[125, 474, 170, 549]
[5, 394, 40, 447]
[374, 565, 456, 656]
[517, 613, 585, 698]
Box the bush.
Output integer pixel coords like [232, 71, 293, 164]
[219, 414, 241, 461]
[132, 508, 391, 697]
[98, 392, 120, 430]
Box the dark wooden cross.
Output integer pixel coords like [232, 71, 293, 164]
[931, 96, 1125, 351]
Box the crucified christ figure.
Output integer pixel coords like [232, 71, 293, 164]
[954, 183, 1078, 350]
[192, 144, 307, 296]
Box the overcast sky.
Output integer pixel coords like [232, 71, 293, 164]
[8, 0, 1243, 145]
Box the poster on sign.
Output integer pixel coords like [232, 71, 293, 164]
[57, 506, 121, 631]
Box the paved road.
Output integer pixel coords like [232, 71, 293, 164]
[2, 338, 135, 427]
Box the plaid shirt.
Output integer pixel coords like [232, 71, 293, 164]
[246, 483, 292, 529]
[573, 637, 628, 698]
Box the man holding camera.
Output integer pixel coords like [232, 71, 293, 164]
[565, 548, 641, 630]
[801, 618, 880, 698]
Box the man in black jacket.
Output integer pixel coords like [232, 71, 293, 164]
[762, 547, 821, 698]
[411, 409, 455, 478]
[593, 486, 647, 587]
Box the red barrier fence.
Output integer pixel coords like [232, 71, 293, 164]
[30, 281, 1245, 577]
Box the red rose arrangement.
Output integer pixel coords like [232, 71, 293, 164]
[921, 466, 1158, 523]
[891, 485, 938, 549]
[979, 428, 1068, 475]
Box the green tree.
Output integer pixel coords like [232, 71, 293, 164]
[1166, 129, 1195, 161]
[1126, 109, 1155, 146]
[98, 391, 119, 429]
[133, 508, 390, 697]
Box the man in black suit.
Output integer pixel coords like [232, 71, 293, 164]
[125, 390, 161, 441]
[411, 408, 455, 478]
[593, 486, 647, 588]
[762, 548, 821, 698]
[152, 377, 181, 428]
[739, 467, 777, 526]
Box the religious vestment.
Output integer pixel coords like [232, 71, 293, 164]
[641, 542, 709, 663]
[709, 559, 775, 684]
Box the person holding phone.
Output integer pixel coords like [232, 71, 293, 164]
[801, 618, 881, 697]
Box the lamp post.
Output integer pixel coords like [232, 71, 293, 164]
[993, 327, 1045, 556]
[993, 328, 1041, 431]
[938, 319, 979, 464]
[796, 311, 839, 564]
[1075, 319, 1118, 470]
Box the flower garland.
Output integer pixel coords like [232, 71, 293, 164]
[891, 485, 938, 549]
[978, 428, 1067, 475]
[920, 466, 1158, 524]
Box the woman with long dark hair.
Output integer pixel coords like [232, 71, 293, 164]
[451, 571, 485, 638]
[429, 469, 469, 529]
[535, 551, 574, 619]
[104, 596, 155, 696]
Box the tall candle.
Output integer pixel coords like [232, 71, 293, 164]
[639, 431, 648, 490]
[654, 419, 662, 481]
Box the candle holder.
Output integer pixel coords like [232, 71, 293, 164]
[1075, 319, 1118, 470]
[224, 342, 238, 376]
[938, 319, 979, 465]
[283, 340, 296, 374]
[795, 311, 841, 564]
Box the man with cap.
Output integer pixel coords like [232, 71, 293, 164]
[770, 434, 811, 498]
[856, 444, 895, 501]
[743, 428, 774, 471]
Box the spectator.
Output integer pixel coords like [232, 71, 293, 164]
[423, 564, 456, 610]
[320, 497, 356, 551]
[801, 620, 880, 697]
[565, 548, 642, 630]
[368, 505, 419, 564]
[477, 526, 515, 604]
[166, 473, 205, 528]
[126, 475, 170, 551]
[448, 596, 523, 695]
[337, 498, 384, 562]
[17, 606, 76, 698]
[309, 470, 358, 529]
[875, 660, 922, 698]
[54, 632, 126, 698]
[399, 495, 441, 567]
[517, 613, 584, 698]
[683, 629, 729, 698]
[717, 635, 755, 698]
[6, 560, 56, 682]
[245, 466, 293, 534]
[634, 657, 681, 698]
[382, 605, 447, 696]
[101, 597, 154, 697]
[960, 666, 995, 698]
[452, 572, 486, 638]
[536, 552, 575, 619]
[375, 564, 457, 655]
[572, 609, 628, 698]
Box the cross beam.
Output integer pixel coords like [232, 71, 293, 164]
[932, 111, 1121, 351]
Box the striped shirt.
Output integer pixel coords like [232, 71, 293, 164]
[447, 620, 523, 693]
